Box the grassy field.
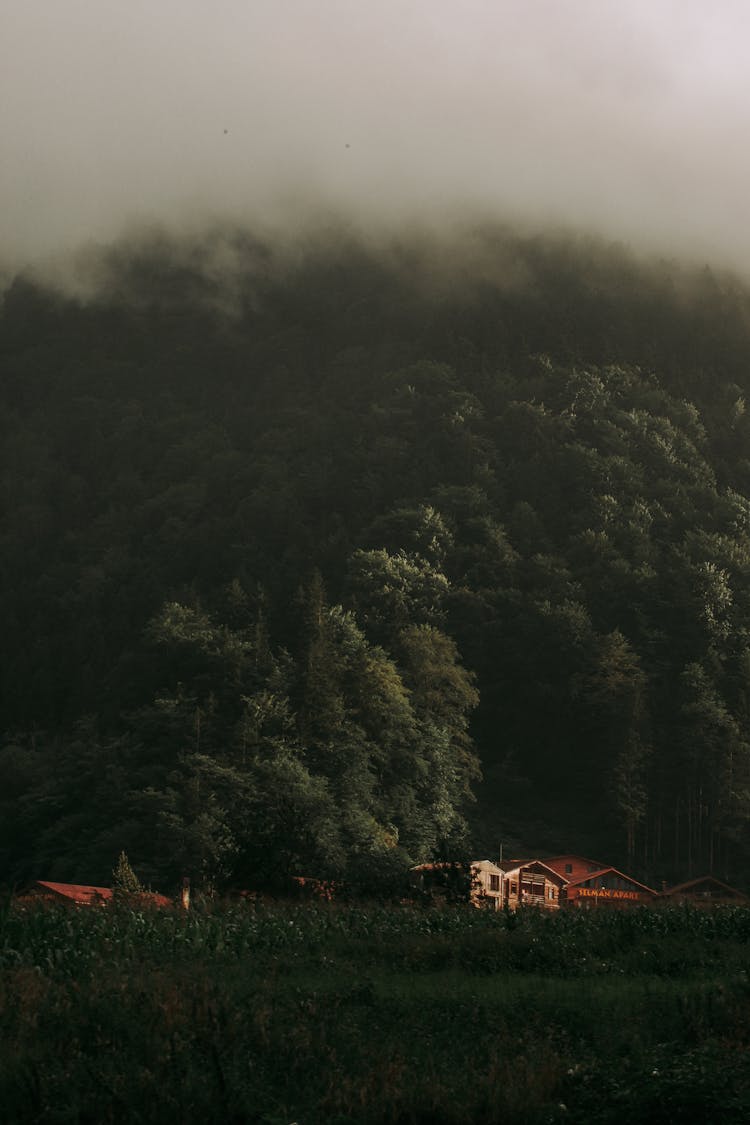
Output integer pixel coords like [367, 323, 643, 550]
[1, 898, 750, 1123]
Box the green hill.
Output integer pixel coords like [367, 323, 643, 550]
[3, 224, 750, 890]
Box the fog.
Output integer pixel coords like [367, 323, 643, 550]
[3, 1, 750, 276]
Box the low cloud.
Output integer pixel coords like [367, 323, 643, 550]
[3, 2, 750, 277]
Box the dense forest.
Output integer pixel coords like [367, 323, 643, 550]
[3, 224, 750, 892]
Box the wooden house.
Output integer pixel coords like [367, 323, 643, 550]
[498, 860, 566, 910]
[469, 859, 505, 910]
[659, 876, 748, 906]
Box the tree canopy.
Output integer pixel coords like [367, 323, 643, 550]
[3, 225, 750, 889]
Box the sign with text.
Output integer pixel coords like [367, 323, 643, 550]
[575, 887, 643, 901]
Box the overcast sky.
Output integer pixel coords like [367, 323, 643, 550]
[3, 1, 750, 273]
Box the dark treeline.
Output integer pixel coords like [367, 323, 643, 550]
[3, 224, 750, 891]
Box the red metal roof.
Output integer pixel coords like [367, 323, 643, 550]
[542, 855, 607, 875]
[35, 881, 112, 905]
[33, 881, 172, 908]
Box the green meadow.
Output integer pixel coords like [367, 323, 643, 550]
[2, 899, 749, 1123]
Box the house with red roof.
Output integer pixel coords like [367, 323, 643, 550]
[562, 866, 657, 907]
[25, 881, 172, 908]
[659, 875, 748, 906]
[541, 855, 609, 883]
[31, 881, 113, 906]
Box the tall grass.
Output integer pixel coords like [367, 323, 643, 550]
[2, 901, 749, 1122]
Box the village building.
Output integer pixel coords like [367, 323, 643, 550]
[22, 881, 171, 908]
[27, 881, 113, 906]
[562, 866, 657, 907]
[541, 855, 608, 882]
[539, 854, 656, 907]
[469, 859, 505, 909]
[659, 876, 748, 906]
[498, 860, 566, 910]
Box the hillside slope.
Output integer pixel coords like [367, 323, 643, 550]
[3, 226, 750, 889]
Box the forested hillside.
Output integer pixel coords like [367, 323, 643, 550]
[3, 225, 750, 891]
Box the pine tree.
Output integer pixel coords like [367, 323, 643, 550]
[112, 850, 143, 897]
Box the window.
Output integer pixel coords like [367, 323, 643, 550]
[511, 883, 517, 895]
[489, 874, 500, 892]
[564, 864, 573, 874]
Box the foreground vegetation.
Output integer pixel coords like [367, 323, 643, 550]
[2, 898, 750, 1123]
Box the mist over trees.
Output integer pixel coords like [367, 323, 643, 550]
[3, 225, 750, 891]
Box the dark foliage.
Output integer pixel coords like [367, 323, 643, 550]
[2, 901, 750, 1123]
[3, 224, 750, 887]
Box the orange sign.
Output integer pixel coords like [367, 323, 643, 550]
[575, 887, 641, 901]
